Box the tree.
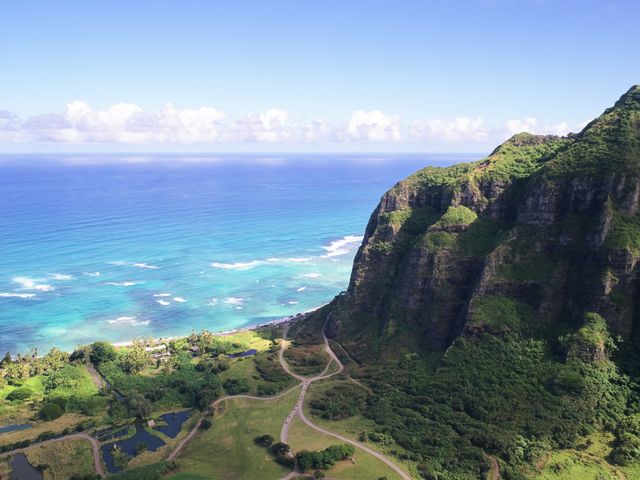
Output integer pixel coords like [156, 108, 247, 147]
[89, 342, 117, 365]
[270, 442, 290, 456]
[255, 434, 275, 447]
[119, 346, 150, 374]
[126, 391, 152, 419]
[40, 402, 64, 420]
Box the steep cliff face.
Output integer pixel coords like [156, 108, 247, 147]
[328, 85, 640, 359]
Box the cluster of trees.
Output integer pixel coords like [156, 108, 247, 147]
[0, 347, 70, 387]
[183, 329, 249, 357]
[295, 444, 355, 472]
[310, 382, 369, 420]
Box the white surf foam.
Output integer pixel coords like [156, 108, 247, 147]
[224, 297, 244, 306]
[49, 273, 74, 281]
[107, 281, 137, 287]
[173, 297, 187, 303]
[296, 286, 307, 292]
[287, 301, 299, 305]
[211, 260, 265, 270]
[321, 235, 363, 258]
[153, 293, 171, 297]
[287, 257, 312, 263]
[84, 272, 101, 277]
[0, 292, 37, 299]
[12, 276, 54, 292]
[133, 262, 159, 270]
[157, 300, 170, 306]
[296, 273, 322, 279]
[106, 316, 150, 326]
[207, 298, 218, 306]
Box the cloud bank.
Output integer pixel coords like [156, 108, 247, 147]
[0, 101, 582, 147]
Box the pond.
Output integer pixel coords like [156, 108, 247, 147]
[101, 420, 165, 473]
[154, 411, 191, 438]
[10, 453, 43, 480]
[0, 424, 32, 434]
[227, 348, 257, 358]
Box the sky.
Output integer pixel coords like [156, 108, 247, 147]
[0, 0, 638, 153]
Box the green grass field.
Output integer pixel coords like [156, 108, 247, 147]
[287, 415, 404, 480]
[303, 378, 418, 477]
[25, 438, 96, 479]
[170, 386, 301, 480]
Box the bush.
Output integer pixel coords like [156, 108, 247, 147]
[40, 402, 64, 421]
[90, 341, 117, 365]
[254, 434, 275, 447]
[223, 378, 250, 395]
[270, 442, 290, 456]
[6, 387, 33, 401]
[200, 418, 212, 429]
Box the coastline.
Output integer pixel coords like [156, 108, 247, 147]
[110, 303, 327, 349]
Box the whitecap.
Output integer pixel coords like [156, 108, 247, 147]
[84, 272, 101, 277]
[208, 298, 219, 306]
[106, 316, 150, 327]
[288, 301, 299, 305]
[153, 293, 172, 297]
[12, 276, 54, 292]
[235, 306, 243, 310]
[211, 260, 266, 270]
[133, 262, 159, 270]
[224, 297, 244, 306]
[287, 257, 312, 263]
[49, 273, 74, 281]
[297, 286, 307, 292]
[296, 273, 322, 279]
[157, 300, 170, 306]
[107, 281, 137, 287]
[173, 297, 187, 303]
[321, 235, 364, 258]
[0, 292, 36, 299]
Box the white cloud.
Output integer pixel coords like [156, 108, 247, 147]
[503, 117, 573, 137]
[409, 117, 489, 143]
[347, 110, 401, 142]
[0, 101, 582, 147]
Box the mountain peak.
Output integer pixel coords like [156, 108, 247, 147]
[614, 84, 640, 109]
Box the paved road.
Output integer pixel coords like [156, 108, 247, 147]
[0, 433, 105, 478]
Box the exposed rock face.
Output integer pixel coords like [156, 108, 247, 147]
[328, 86, 640, 358]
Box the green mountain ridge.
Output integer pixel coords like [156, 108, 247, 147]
[303, 85, 640, 479]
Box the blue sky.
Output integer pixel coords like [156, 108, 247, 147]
[0, 0, 638, 152]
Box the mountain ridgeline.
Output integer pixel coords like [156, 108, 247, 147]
[330, 85, 640, 355]
[306, 86, 640, 479]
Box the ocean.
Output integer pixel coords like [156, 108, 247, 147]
[0, 153, 473, 354]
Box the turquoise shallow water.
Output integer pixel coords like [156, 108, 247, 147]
[0, 154, 471, 354]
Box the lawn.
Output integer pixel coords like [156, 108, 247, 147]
[25, 438, 96, 479]
[287, 415, 405, 480]
[534, 432, 633, 480]
[303, 378, 418, 477]
[0, 375, 46, 420]
[170, 386, 301, 480]
[0, 413, 95, 446]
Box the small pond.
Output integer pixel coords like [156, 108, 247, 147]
[227, 348, 257, 358]
[101, 420, 165, 473]
[0, 424, 32, 434]
[154, 411, 191, 438]
[10, 453, 43, 480]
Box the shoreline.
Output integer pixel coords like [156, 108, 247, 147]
[110, 303, 326, 349]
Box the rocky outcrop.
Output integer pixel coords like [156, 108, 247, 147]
[327, 86, 640, 358]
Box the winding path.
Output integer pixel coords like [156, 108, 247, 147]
[170, 320, 413, 480]
[278, 323, 412, 480]
[0, 433, 105, 478]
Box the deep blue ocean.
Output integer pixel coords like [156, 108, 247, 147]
[0, 154, 474, 354]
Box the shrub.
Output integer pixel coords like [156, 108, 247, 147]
[40, 402, 64, 420]
[6, 387, 33, 401]
[89, 341, 117, 365]
[255, 434, 275, 447]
